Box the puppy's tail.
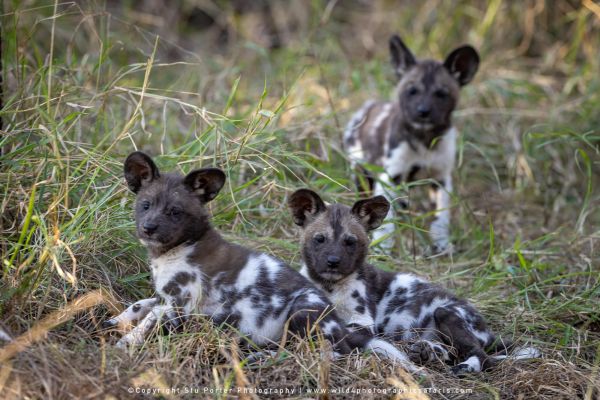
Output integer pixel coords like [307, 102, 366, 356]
[346, 332, 422, 374]
[487, 337, 541, 362]
[491, 345, 541, 361]
[367, 337, 423, 373]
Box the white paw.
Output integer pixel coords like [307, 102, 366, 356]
[451, 355, 482, 375]
[430, 219, 450, 251]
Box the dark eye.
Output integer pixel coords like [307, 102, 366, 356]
[344, 236, 357, 246]
[407, 86, 418, 96]
[314, 234, 326, 244]
[141, 201, 150, 211]
[434, 89, 448, 99]
[170, 208, 182, 217]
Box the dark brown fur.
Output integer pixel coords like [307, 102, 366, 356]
[343, 35, 479, 252]
[289, 189, 515, 374]
[114, 153, 416, 367]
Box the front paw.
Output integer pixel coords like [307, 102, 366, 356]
[409, 341, 435, 364]
[451, 355, 483, 376]
[115, 333, 142, 349]
[451, 362, 476, 376]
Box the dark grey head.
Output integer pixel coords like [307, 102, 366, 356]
[288, 189, 390, 284]
[124, 151, 225, 255]
[389, 34, 479, 142]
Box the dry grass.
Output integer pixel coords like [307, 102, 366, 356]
[1, 1, 599, 399]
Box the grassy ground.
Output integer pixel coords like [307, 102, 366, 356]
[1, 1, 599, 399]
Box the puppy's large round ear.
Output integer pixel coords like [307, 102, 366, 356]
[389, 34, 416, 79]
[351, 196, 390, 231]
[288, 189, 326, 227]
[443, 45, 479, 86]
[183, 168, 226, 203]
[124, 151, 160, 193]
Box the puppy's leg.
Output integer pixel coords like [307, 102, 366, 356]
[103, 297, 158, 331]
[429, 175, 453, 254]
[409, 339, 451, 365]
[287, 294, 350, 354]
[433, 306, 488, 375]
[116, 304, 175, 348]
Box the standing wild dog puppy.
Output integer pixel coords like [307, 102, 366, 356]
[104, 151, 418, 372]
[288, 189, 539, 374]
[344, 34, 480, 253]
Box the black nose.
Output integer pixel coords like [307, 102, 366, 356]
[327, 255, 341, 268]
[142, 222, 158, 234]
[417, 105, 430, 118]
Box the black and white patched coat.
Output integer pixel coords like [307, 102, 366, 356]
[302, 262, 518, 374]
[343, 35, 480, 253]
[289, 189, 538, 375]
[105, 151, 418, 372]
[108, 235, 418, 373]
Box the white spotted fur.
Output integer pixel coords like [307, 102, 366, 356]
[372, 127, 456, 252]
[226, 254, 294, 345]
[300, 266, 375, 332]
[345, 96, 457, 252]
[115, 244, 203, 347]
[112, 251, 420, 372]
[116, 252, 297, 348]
[151, 244, 202, 315]
[105, 297, 158, 332]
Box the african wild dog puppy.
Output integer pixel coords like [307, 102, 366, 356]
[343, 34, 480, 253]
[288, 189, 539, 374]
[104, 152, 418, 372]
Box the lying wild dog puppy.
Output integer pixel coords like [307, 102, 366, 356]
[288, 189, 539, 374]
[343, 34, 480, 253]
[104, 151, 418, 371]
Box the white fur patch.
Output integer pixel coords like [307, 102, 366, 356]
[152, 244, 202, 315]
[371, 104, 393, 136]
[394, 273, 425, 289]
[492, 346, 542, 361]
[344, 101, 376, 143]
[204, 254, 294, 346]
[0, 328, 12, 342]
[375, 273, 423, 336]
[344, 100, 379, 167]
[372, 127, 457, 251]
[471, 326, 491, 345]
[457, 355, 481, 373]
[301, 266, 375, 332]
[106, 297, 158, 331]
[116, 304, 172, 348]
[367, 338, 421, 373]
[321, 319, 340, 336]
[383, 127, 456, 181]
[112, 244, 202, 348]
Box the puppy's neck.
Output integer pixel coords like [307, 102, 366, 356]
[194, 228, 228, 256]
[303, 262, 364, 293]
[392, 109, 452, 150]
[144, 223, 217, 260]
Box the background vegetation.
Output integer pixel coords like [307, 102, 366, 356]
[1, 1, 599, 398]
